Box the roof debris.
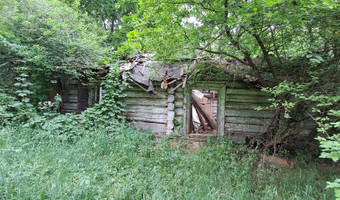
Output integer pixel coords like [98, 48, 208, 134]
[119, 54, 259, 93]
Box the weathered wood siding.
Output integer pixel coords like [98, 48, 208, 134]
[174, 87, 184, 134]
[224, 81, 273, 142]
[122, 83, 168, 134]
[123, 78, 274, 137]
[60, 80, 79, 113]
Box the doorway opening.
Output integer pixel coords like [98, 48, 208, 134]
[191, 89, 218, 135]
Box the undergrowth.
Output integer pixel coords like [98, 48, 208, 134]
[0, 123, 338, 200]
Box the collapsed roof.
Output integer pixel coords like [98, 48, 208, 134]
[119, 54, 259, 92]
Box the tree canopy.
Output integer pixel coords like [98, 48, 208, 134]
[0, 0, 108, 103]
[129, 0, 339, 83]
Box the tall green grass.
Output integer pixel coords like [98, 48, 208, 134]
[0, 123, 338, 199]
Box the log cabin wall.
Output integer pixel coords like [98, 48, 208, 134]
[60, 80, 79, 113]
[122, 78, 274, 139]
[224, 81, 273, 142]
[122, 83, 168, 134]
[179, 77, 274, 140]
[173, 87, 185, 134]
[59, 80, 99, 113]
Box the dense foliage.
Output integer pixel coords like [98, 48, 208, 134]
[0, 124, 338, 199]
[0, 0, 107, 108]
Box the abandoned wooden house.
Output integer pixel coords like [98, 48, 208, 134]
[53, 54, 315, 142]
[50, 78, 103, 113]
[119, 54, 278, 142]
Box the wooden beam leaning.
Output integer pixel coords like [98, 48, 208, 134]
[192, 95, 217, 130]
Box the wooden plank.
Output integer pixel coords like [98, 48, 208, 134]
[226, 89, 268, 96]
[195, 105, 207, 131]
[131, 121, 167, 133]
[125, 106, 168, 114]
[123, 98, 167, 107]
[225, 123, 267, 133]
[183, 88, 191, 136]
[226, 117, 271, 126]
[123, 113, 167, 124]
[225, 109, 274, 118]
[192, 95, 217, 130]
[125, 91, 167, 99]
[218, 84, 226, 136]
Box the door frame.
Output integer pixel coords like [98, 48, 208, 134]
[183, 82, 226, 137]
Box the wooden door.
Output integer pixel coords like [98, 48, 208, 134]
[78, 86, 89, 112]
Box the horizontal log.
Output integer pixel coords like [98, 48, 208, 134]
[226, 89, 268, 96]
[60, 108, 78, 113]
[225, 123, 267, 133]
[226, 117, 271, 126]
[175, 108, 184, 116]
[130, 121, 167, 134]
[174, 101, 183, 108]
[189, 81, 247, 89]
[225, 97, 270, 104]
[225, 109, 274, 118]
[124, 91, 167, 99]
[122, 112, 167, 124]
[225, 103, 272, 110]
[125, 106, 168, 114]
[66, 96, 78, 103]
[62, 103, 78, 109]
[175, 92, 184, 99]
[123, 98, 167, 107]
[125, 86, 164, 93]
[68, 90, 78, 95]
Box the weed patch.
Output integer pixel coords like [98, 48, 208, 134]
[0, 124, 338, 199]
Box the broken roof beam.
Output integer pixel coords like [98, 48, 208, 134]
[192, 95, 217, 130]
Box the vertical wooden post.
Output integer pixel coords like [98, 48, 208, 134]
[183, 88, 191, 137]
[218, 84, 226, 136]
[166, 92, 175, 135]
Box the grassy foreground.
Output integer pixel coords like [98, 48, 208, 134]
[0, 123, 338, 200]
